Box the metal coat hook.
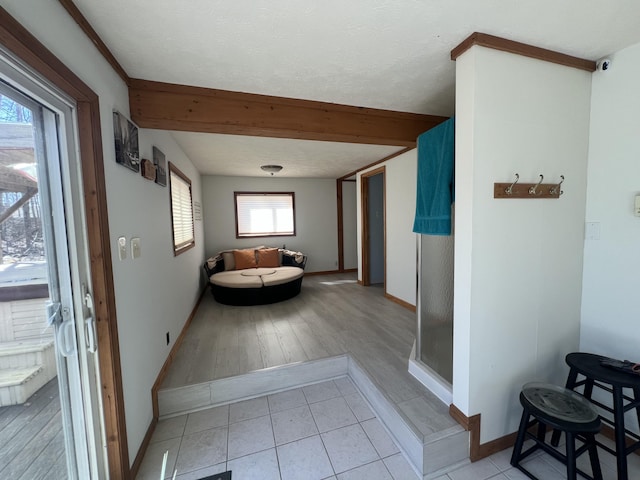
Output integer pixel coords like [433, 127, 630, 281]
[550, 175, 565, 196]
[505, 173, 519, 195]
[528, 175, 544, 195]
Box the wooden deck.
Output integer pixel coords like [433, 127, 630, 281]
[0, 378, 67, 479]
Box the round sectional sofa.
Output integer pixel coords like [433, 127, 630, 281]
[203, 247, 307, 306]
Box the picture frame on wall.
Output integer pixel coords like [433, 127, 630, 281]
[141, 158, 157, 181]
[113, 111, 140, 172]
[153, 146, 167, 186]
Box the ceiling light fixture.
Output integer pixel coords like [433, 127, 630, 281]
[260, 164, 283, 175]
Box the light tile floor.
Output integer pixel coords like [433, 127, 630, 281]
[138, 376, 640, 480]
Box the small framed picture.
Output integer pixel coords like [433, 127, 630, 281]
[141, 158, 156, 181]
[113, 111, 139, 172]
[153, 146, 167, 186]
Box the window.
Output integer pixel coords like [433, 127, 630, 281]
[169, 162, 195, 254]
[235, 192, 296, 238]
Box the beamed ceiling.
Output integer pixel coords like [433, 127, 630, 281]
[64, 0, 640, 178]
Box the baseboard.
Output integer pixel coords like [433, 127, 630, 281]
[129, 417, 157, 478]
[384, 292, 416, 312]
[131, 288, 207, 479]
[304, 269, 340, 276]
[601, 424, 640, 456]
[449, 404, 516, 462]
[151, 288, 207, 418]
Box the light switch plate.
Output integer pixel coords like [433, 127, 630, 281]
[118, 236, 126, 260]
[585, 222, 600, 240]
[131, 237, 141, 259]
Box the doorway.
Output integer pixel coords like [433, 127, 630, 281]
[360, 167, 385, 287]
[0, 59, 105, 478]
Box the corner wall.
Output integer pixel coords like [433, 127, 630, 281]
[356, 150, 417, 305]
[2, 0, 205, 464]
[201, 176, 338, 273]
[581, 42, 640, 407]
[454, 45, 592, 442]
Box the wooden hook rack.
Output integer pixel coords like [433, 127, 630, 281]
[494, 174, 564, 199]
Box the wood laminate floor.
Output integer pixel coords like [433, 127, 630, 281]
[161, 272, 457, 439]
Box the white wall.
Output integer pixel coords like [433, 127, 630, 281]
[201, 175, 338, 273]
[454, 46, 592, 442]
[581, 42, 640, 429]
[2, 0, 205, 464]
[357, 149, 417, 305]
[342, 181, 358, 270]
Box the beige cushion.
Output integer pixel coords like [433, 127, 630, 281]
[210, 271, 262, 288]
[222, 251, 235, 271]
[261, 266, 304, 287]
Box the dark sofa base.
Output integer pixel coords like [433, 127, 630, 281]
[210, 277, 303, 306]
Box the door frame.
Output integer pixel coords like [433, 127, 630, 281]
[0, 8, 129, 478]
[360, 166, 386, 288]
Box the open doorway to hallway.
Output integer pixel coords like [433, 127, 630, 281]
[360, 167, 385, 289]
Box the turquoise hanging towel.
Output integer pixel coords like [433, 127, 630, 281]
[412, 117, 455, 236]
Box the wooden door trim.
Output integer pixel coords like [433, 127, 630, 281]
[360, 166, 386, 288]
[0, 7, 129, 478]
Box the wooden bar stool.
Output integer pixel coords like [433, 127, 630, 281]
[511, 382, 603, 480]
[552, 352, 640, 480]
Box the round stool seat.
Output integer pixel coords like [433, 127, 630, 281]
[522, 382, 599, 429]
[511, 382, 603, 480]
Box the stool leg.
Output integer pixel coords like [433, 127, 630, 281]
[612, 386, 628, 480]
[566, 432, 577, 480]
[536, 420, 546, 442]
[552, 367, 580, 447]
[634, 387, 640, 437]
[587, 433, 603, 480]
[511, 408, 530, 468]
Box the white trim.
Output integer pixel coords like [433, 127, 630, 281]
[408, 342, 453, 406]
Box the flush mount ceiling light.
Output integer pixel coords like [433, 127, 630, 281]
[260, 164, 283, 175]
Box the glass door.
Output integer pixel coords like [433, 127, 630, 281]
[0, 55, 105, 479]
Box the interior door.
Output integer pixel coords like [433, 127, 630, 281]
[0, 54, 105, 479]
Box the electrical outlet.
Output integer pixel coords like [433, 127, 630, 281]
[166, 332, 170, 345]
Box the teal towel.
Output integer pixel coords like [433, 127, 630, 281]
[413, 117, 455, 236]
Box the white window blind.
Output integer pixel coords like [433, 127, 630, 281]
[235, 192, 295, 238]
[169, 164, 194, 253]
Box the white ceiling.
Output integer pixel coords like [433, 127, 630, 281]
[169, 131, 404, 178]
[74, 0, 640, 178]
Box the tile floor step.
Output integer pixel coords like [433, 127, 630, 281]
[0, 365, 50, 406]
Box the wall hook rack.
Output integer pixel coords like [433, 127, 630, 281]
[505, 173, 519, 195]
[494, 174, 564, 199]
[549, 175, 565, 196]
[528, 175, 544, 195]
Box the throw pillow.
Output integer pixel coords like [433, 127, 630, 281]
[257, 248, 280, 268]
[234, 248, 257, 269]
[222, 251, 235, 271]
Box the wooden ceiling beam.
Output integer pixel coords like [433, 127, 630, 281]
[129, 79, 448, 147]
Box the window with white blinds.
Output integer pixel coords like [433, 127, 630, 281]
[169, 163, 195, 254]
[235, 192, 296, 238]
